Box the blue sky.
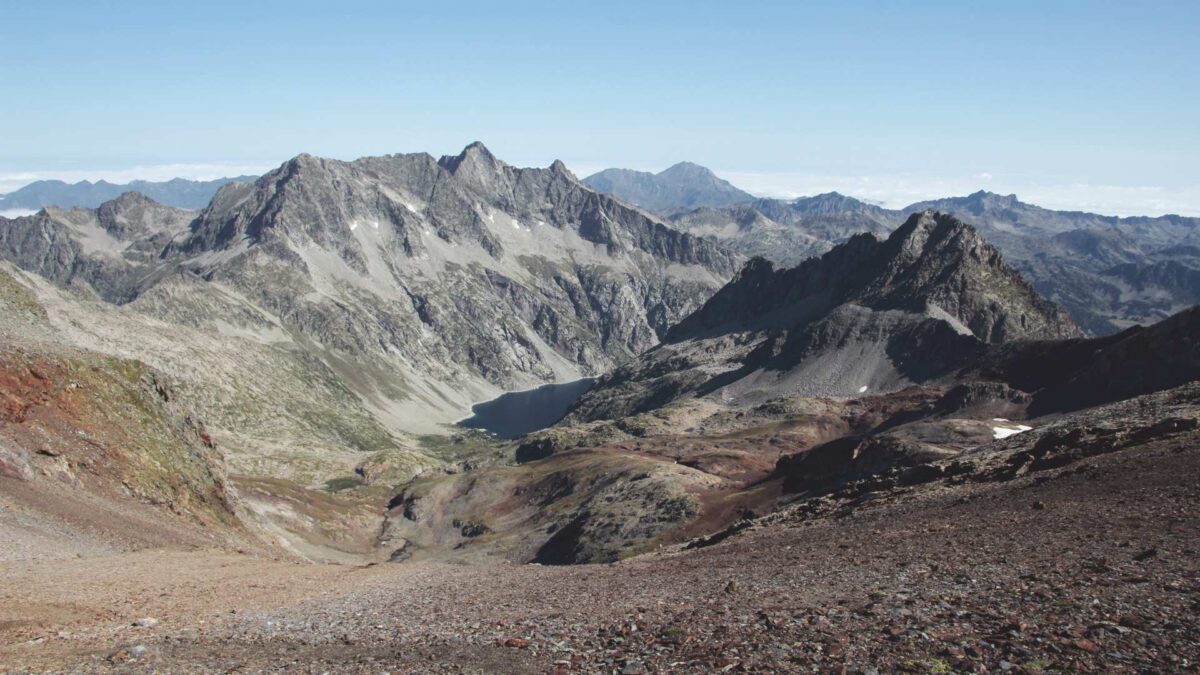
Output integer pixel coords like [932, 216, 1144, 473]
[2, 0, 1198, 214]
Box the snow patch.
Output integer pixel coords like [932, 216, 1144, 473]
[992, 424, 1033, 440]
[857, 385, 869, 393]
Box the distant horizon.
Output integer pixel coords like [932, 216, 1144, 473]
[2, 146, 1197, 219]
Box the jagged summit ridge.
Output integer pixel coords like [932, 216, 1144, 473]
[437, 140, 502, 175]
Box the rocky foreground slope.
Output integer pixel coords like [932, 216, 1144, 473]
[0, 266, 252, 561]
[3, 381, 1197, 672]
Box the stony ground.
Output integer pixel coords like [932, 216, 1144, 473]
[2, 422, 1197, 674]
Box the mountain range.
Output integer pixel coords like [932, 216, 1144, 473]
[2, 145, 1199, 672]
[0, 175, 259, 211]
[585, 164, 1200, 335]
[0, 143, 736, 482]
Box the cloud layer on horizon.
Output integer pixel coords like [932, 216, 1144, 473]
[712, 170, 1200, 218]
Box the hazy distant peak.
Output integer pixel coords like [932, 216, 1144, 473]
[658, 161, 717, 178]
[582, 161, 754, 215]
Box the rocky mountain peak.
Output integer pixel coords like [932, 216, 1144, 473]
[866, 211, 1079, 342]
[548, 159, 576, 181]
[658, 161, 717, 180]
[435, 142, 512, 197]
[884, 209, 975, 259]
[963, 190, 1021, 210]
[439, 141, 501, 174]
[97, 190, 160, 213]
[278, 152, 329, 177]
[672, 210, 1079, 344]
[571, 212, 1085, 422]
[788, 191, 883, 216]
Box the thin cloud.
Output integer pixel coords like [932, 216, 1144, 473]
[716, 170, 1200, 218]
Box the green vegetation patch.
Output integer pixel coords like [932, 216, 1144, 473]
[322, 476, 366, 492]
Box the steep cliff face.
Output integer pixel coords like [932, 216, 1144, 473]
[568, 211, 1081, 422]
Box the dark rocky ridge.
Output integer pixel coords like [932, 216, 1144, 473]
[672, 211, 1079, 343]
[567, 211, 1082, 422]
[975, 305, 1200, 416]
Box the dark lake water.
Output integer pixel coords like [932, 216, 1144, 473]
[457, 378, 595, 439]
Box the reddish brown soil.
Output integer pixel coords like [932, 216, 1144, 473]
[3, 422, 1196, 673]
